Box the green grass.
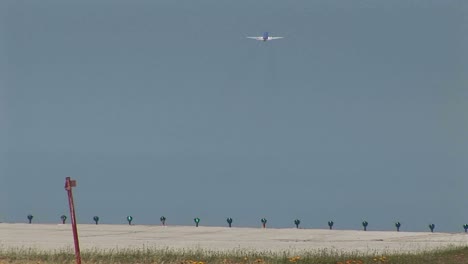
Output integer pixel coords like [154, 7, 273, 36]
[1, 246, 468, 264]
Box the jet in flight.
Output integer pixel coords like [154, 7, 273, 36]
[246, 32, 284, 42]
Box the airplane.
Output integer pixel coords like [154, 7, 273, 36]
[246, 32, 284, 42]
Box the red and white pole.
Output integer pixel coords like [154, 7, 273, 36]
[65, 177, 81, 264]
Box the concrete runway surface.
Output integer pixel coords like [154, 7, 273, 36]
[1, 223, 467, 255]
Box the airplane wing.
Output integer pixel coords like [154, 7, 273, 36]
[246, 37, 263, 40]
[268, 37, 284, 40]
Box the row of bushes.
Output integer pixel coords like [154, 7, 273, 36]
[24, 214, 468, 233]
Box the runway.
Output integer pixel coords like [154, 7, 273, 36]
[1, 223, 467, 255]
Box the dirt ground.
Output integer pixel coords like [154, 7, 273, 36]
[1, 223, 467, 254]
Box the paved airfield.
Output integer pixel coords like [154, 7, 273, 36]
[1, 223, 467, 254]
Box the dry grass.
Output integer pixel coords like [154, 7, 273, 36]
[1, 246, 468, 264]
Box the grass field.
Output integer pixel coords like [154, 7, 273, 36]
[1, 246, 468, 264]
[2, 224, 467, 263]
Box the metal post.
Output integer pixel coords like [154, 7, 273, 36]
[65, 177, 81, 264]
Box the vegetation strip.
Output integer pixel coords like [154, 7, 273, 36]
[1, 246, 468, 263]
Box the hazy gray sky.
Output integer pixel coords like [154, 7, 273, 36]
[2, 0, 467, 232]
